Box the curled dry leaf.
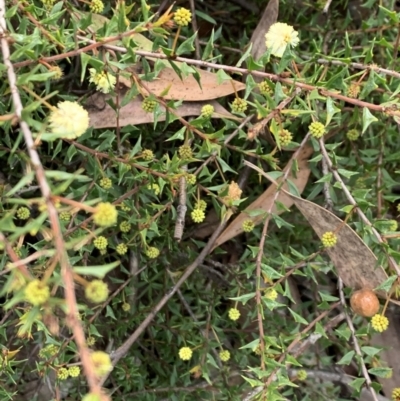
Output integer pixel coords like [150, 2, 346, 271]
[291, 196, 389, 295]
[86, 90, 240, 129]
[243, 160, 400, 304]
[119, 66, 246, 102]
[212, 144, 313, 248]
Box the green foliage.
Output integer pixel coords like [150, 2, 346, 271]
[2, 0, 400, 400]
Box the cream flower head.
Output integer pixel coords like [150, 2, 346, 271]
[89, 68, 116, 94]
[48, 101, 89, 139]
[265, 22, 299, 58]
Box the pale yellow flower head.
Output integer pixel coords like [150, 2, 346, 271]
[265, 22, 299, 58]
[89, 68, 116, 94]
[48, 101, 89, 139]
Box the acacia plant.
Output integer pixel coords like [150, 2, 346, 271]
[2, 0, 400, 400]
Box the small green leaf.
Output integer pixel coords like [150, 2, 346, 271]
[229, 292, 256, 304]
[348, 377, 365, 392]
[337, 168, 359, 179]
[288, 308, 308, 325]
[5, 172, 35, 197]
[325, 97, 340, 126]
[216, 69, 232, 84]
[176, 32, 197, 56]
[337, 350, 355, 365]
[216, 156, 237, 173]
[202, 28, 215, 60]
[315, 173, 332, 183]
[362, 107, 378, 133]
[361, 346, 382, 357]
[73, 260, 120, 278]
[166, 126, 186, 141]
[241, 376, 264, 387]
[375, 275, 397, 292]
[368, 367, 392, 378]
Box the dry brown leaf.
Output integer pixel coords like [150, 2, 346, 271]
[243, 160, 400, 304]
[291, 196, 389, 294]
[119, 66, 246, 101]
[249, 0, 279, 60]
[86, 91, 240, 129]
[213, 145, 313, 249]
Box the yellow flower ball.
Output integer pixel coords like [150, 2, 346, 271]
[278, 129, 293, 147]
[264, 288, 278, 301]
[174, 8, 192, 26]
[90, 0, 104, 13]
[309, 121, 326, 139]
[392, 387, 400, 401]
[50, 65, 63, 80]
[371, 314, 389, 332]
[346, 129, 360, 141]
[59, 211, 71, 222]
[25, 279, 50, 306]
[186, 174, 196, 185]
[119, 221, 131, 233]
[93, 202, 118, 227]
[191, 208, 205, 223]
[347, 82, 360, 99]
[81, 393, 102, 401]
[228, 308, 240, 321]
[195, 200, 207, 212]
[147, 183, 160, 196]
[321, 231, 337, 248]
[39, 344, 59, 358]
[141, 149, 154, 161]
[85, 280, 109, 303]
[93, 236, 108, 250]
[89, 68, 116, 93]
[179, 346, 193, 361]
[142, 98, 157, 113]
[68, 366, 81, 377]
[258, 80, 273, 96]
[16, 206, 30, 220]
[219, 350, 230, 362]
[48, 101, 89, 140]
[57, 367, 69, 380]
[179, 144, 193, 160]
[90, 351, 113, 377]
[201, 104, 214, 118]
[99, 177, 112, 190]
[145, 246, 160, 259]
[231, 98, 247, 114]
[297, 369, 308, 381]
[116, 243, 128, 255]
[87, 336, 96, 347]
[242, 219, 255, 233]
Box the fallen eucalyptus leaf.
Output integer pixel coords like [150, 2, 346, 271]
[119, 66, 246, 101]
[213, 144, 313, 249]
[86, 90, 240, 129]
[244, 160, 400, 303]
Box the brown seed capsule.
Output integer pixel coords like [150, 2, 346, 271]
[350, 289, 380, 317]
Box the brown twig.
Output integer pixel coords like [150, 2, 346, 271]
[0, 1, 101, 394]
[377, 132, 384, 218]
